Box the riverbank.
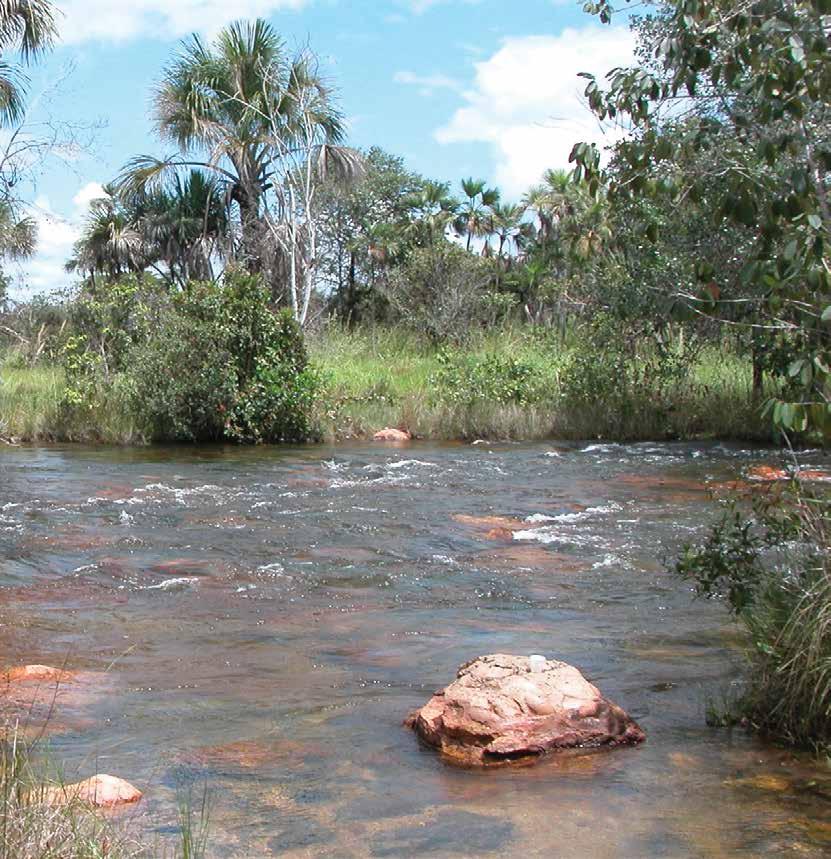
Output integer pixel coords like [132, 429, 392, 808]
[0, 327, 775, 445]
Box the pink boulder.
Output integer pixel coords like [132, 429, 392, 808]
[4, 664, 74, 684]
[372, 428, 411, 442]
[406, 654, 645, 766]
[40, 774, 143, 808]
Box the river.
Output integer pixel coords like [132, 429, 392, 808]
[1, 441, 830, 857]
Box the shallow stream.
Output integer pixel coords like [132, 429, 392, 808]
[1, 441, 831, 857]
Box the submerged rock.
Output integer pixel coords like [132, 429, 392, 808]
[746, 465, 789, 481]
[38, 774, 142, 808]
[3, 664, 75, 684]
[372, 428, 411, 442]
[406, 654, 645, 766]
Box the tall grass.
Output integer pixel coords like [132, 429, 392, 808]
[1, 724, 214, 858]
[0, 728, 142, 858]
[1, 326, 773, 445]
[0, 351, 140, 444]
[310, 325, 772, 443]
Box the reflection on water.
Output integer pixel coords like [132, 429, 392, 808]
[1, 441, 830, 857]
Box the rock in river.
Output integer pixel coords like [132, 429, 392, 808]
[372, 428, 412, 442]
[38, 774, 143, 808]
[406, 654, 645, 766]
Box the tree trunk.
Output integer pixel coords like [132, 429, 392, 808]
[752, 338, 764, 398]
[347, 249, 358, 328]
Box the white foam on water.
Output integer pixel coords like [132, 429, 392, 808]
[592, 554, 622, 569]
[145, 577, 199, 591]
[256, 563, 286, 575]
[385, 459, 435, 470]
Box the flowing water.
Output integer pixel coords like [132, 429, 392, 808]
[1, 441, 831, 857]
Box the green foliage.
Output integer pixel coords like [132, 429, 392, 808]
[126, 275, 319, 442]
[430, 349, 542, 407]
[559, 314, 697, 426]
[59, 273, 318, 444]
[675, 485, 831, 749]
[383, 243, 491, 342]
[575, 0, 831, 439]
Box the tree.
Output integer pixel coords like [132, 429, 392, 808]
[67, 186, 143, 282]
[117, 19, 345, 278]
[574, 0, 831, 436]
[316, 147, 426, 325]
[455, 178, 499, 251]
[490, 201, 530, 260]
[403, 180, 459, 247]
[69, 174, 230, 289]
[0, 0, 58, 293]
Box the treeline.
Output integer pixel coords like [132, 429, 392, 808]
[0, 13, 779, 446]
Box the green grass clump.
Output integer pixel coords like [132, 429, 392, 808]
[0, 730, 142, 858]
[0, 351, 140, 444]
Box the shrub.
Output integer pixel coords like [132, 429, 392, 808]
[382, 243, 491, 343]
[61, 273, 319, 444]
[675, 484, 831, 750]
[557, 313, 702, 438]
[430, 349, 543, 407]
[126, 275, 319, 443]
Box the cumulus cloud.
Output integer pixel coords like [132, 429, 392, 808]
[435, 26, 636, 197]
[12, 184, 103, 298]
[72, 181, 105, 209]
[55, 0, 310, 44]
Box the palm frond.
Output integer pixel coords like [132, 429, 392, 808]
[0, 0, 56, 61]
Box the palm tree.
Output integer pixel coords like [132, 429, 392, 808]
[135, 170, 230, 285]
[523, 168, 576, 244]
[0, 0, 56, 127]
[0, 198, 34, 260]
[455, 178, 499, 251]
[117, 19, 346, 271]
[66, 187, 143, 282]
[69, 173, 231, 288]
[491, 202, 530, 259]
[403, 181, 458, 246]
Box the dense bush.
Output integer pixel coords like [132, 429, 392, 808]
[676, 485, 831, 750]
[61, 273, 319, 443]
[557, 314, 703, 438]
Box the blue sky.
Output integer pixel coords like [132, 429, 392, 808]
[12, 0, 635, 296]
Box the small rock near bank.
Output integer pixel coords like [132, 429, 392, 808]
[38, 774, 143, 808]
[372, 428, 412, 441]
[3, 664, 75, 684]
[406, 654, 645, 766]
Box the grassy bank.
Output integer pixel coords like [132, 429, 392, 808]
[0, 326, 774, 445]
[309, 326, 773, 444]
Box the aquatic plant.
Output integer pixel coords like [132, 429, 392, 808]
[676, 482, 831, 750]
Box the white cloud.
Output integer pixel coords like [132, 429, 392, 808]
[72, 181, 105, 209]
[12, 184, 103, 299]
[394, 70, 462, 97]
[400, 0, 482, 14]
[55, 0, 310, 44]
[435, 26, 636, 197]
